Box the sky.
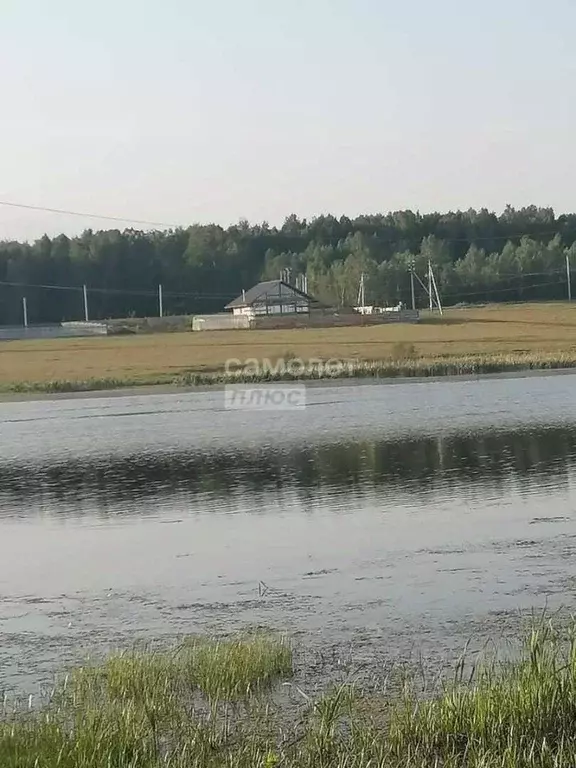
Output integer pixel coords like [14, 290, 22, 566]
[1, 0, 575, 241]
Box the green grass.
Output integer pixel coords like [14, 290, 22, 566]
[386, 625, 576, 766]
[5, 625, 576, 766]
[1, 635, 293, 768]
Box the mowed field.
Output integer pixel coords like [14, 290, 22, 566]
[1, 302, 576, 385]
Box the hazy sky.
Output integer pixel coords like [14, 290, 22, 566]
[2, 0, 575, 240]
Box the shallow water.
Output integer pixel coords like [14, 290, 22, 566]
[2, 375, 576, 692]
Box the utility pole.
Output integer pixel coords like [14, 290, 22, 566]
[22, 297, 28, 328]
[158, 284, 164, 318]
[424, 260, 443, 315]
[410, 262, 416, 310]
[83, 284, 89, 322]
[357, 273, 366, 308]
[430, 263, 443, 315]
[567, 253, 572, 302]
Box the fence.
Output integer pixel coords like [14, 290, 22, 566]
[251, 309, 420, 330]
[192, 314, 251, 331]
[0, 323, 108, 341]
[192, 309, 420, 331]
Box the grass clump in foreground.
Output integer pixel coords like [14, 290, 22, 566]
[5, 625, 576, 766]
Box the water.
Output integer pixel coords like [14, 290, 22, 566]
[2, 374, 576, 691]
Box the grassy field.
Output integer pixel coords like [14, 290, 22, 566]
[3, 624, 576, 767]
[2, 302, 576, 391]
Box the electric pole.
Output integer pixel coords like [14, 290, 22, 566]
[430, 263, 443, 315]
[357, 273, 366, 309]
[83, 284, 89, 322]
[567, 253, 572, 302]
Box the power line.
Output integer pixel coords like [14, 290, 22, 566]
[0, 199, 572, 245]
[489, 269, 565, 278]
[440, 278, 567, 299]
[0, 279, 236, 299]
[0, 200, 182, 229]
[0, 279, 77, 292]
[87, 285, 236, 299]
[394, 230, 562, 244]
[411, 268, 567, 279]
[0, 272, 568, 302]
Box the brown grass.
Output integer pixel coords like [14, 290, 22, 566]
[1, 302, 576, 386]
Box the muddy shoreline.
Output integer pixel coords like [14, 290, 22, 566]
[3, 373, 576, 697]
[1, 586, 570, 698]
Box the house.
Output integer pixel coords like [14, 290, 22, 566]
[191, 279, 418, 331]
[354, 302, 406, 315]
[225, 280, 320, 318]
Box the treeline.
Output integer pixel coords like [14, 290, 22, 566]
[1, 205, 576, 324]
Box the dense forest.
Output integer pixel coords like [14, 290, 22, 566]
[1, 205, 576, 325]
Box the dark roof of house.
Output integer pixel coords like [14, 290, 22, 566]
[225, 280, 318, 309]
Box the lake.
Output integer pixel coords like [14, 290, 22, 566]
[1, 374, 576, 692]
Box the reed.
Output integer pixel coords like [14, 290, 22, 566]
[3, 625, 576, 766]
[387, 622, 576, 766]
[2, 350, 576, 395]
[174, 350, 576, 387]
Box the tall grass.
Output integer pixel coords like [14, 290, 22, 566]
[1, 635, 293, 768]
[3, 377, 146, 394]
[5, 625, 576, 766]
[174, 351, 576, 387]
[387, 622, 576, 766]
[2, 351, 576, 394]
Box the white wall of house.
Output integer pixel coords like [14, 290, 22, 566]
[232, 306, 256, 317]
[232, 301, 309, 317]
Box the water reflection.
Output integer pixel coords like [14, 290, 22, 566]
[1, 425, 574, 520]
